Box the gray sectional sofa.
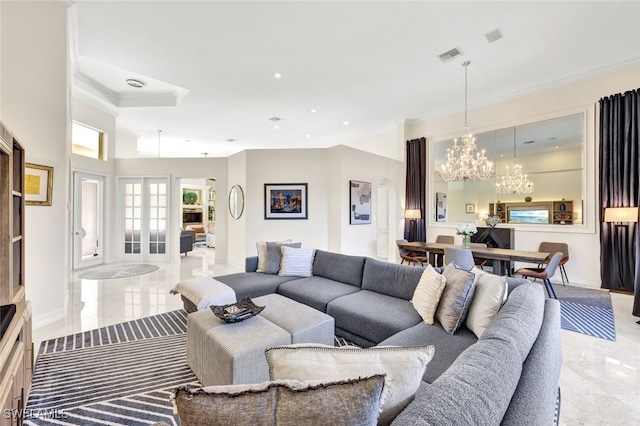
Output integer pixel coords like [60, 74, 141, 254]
[186, 249, 561, 425]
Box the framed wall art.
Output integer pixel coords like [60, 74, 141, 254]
[349, 180, 371, 224]
[264, 183, 308, 220]
[25, 162, 53, 206]
[466, 203, 475, 213]
[435, 192, 447, 222]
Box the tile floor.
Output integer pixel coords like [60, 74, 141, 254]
[33, 248, 640, 425]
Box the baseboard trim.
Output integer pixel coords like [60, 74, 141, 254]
[33, 305, 67, 330]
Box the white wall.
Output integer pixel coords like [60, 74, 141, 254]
[407, 64, 640, 287]
[342, 127, 403, 161]
[227, 151, 247, 268]
[1, 1, 70, 327]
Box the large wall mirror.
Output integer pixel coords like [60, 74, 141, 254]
[228, 184, 245, 219]
[431, 112, 585, 226]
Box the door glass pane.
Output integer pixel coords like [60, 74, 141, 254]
[81, 179, 99, 259]
[124, 183, 142, 254]
[148, 182, 166, 254]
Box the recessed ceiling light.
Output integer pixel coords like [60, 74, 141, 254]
[310, 109, 317, 113]
[343, 121, 350, 126]
[274, 72, 282, 79]
[126, 78, 146, 88]
[556, 146, 560, 149]
[274, 125, 280, 130]
[306, 134, 311, 138]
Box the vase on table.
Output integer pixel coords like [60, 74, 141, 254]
[463, 235, 471, 249]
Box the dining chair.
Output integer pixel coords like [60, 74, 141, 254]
[433, 235, 455, 266]
[396, 239, 428, 266]
[513, 252, 563, 299]
[470, 242, 488, 269]
[444, 247, 474, 271]
[537, 242, 570, 285]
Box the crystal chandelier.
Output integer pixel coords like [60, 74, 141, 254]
[440, 61, 494, 182]
[496, 128, 534, 194]
[495, 164, 534, 194]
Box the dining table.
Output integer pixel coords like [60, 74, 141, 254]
[397, 241, 550, 276]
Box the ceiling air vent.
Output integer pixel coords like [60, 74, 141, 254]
[269, 117, 283, 122]
[438, 48, 464, 63]
[485, 28, 504, 43]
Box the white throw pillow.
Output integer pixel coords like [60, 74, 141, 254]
[465, 266, 508, 338]
[279, 246, 315, 277]
[411, 264, 447, 325]
[265, 344, 434, 426]
[256, 239, 291, 272]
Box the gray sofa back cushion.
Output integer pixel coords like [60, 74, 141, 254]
[390, 283, 545, 425]
[312, 250, 366, 287]
[501, 298, 562, 426]
[361, 258, 423, 300]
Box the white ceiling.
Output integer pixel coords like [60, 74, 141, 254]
[72, 1, 640, 158]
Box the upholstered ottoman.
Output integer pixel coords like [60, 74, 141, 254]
[186, 294, 335, 386]
[254, 294, 334, 345]
[187, 311, 290, 386]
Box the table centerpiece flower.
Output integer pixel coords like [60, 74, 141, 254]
[456, 223, 478, 249]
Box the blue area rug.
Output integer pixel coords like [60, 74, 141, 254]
[554, 285, 616, 341]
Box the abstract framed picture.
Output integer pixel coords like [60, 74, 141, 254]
[349, 180, 371, 224]
[25, 162, 53, 206]
[466, 203, 475, 213]
[435, 192, 447, 222]
[264, 183, 308, 220]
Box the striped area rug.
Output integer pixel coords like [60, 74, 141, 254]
[25, 310, 197, 426]
[554, 285, 616, 341]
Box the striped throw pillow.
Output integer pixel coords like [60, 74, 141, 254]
[279, 246, 315, 277]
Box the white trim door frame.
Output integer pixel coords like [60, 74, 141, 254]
[117, 176, 170, 262]
[72, 171, 105, 270]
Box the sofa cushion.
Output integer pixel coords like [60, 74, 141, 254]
[172, 375, 385, 426]
[465, 267, 508, 338]
[377, 322, 477, 384]
[327, 290, 422, 344]
[214, 272, 300, 300]
[390, 283, 545, 426]
[264, 242, 302, 274]
[435, 263, 477, 334]
[277, 276, 361, 312]
[361, 258, 424, 300]
[279, 246, 315, 277]
[266, 344, 434, 426]
[501, 298, 562, 426]
[411, 264, 447, 325]
[312, 250, 366, 287]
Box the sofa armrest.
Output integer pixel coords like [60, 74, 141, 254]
[245, 256, 258, 272]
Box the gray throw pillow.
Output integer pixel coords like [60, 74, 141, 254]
[172, 375, 385, 426]
[264, 242, 302, 274]
[436, 262, 478, 334]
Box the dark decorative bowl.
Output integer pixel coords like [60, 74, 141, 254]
[211, 298, 264, 323]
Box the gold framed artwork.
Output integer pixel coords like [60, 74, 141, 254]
[25, 163, 53, 206]
[465, 203, 475, 213]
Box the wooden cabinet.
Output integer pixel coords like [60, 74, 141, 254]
[552, 200, 574, 224]
[488, 199, 574, 224]
[1, 121, 32, 425]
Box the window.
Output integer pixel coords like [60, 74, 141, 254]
[72, 121, 105, 160]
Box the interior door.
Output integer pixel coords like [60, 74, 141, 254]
[72, 171, 105, 270]
[118, 176, 170, 262]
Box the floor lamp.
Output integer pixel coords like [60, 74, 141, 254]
[604, 207, 639, 323]
[404, 209, 421, 242]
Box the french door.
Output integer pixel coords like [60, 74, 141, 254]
[118, 176, 170, 262]
[72, 171, 105, 270]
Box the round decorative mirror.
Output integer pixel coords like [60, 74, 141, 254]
[228, 185, 245, 219]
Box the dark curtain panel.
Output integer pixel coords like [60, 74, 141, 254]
[598, 89, 640, 317]
[404, 137, 426, 242]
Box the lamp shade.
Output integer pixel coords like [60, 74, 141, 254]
[404, 209, 422, 219]
[604, 207, 639, 223]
